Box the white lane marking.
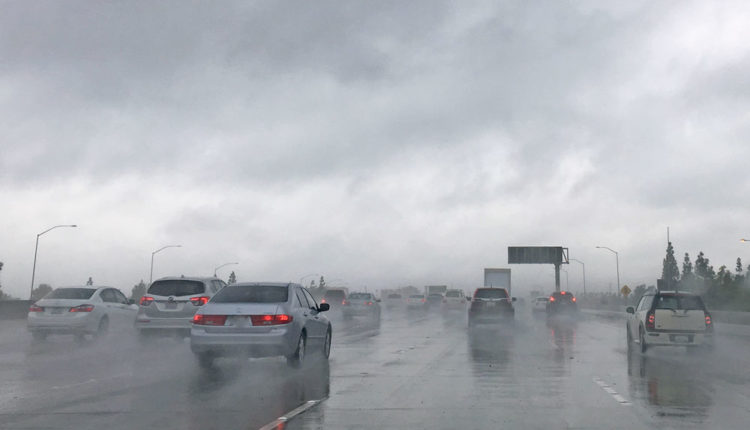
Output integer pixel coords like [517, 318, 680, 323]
[258, 398, 326, 430]
[593, 377, 631, 406]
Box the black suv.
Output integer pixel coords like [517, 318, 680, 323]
[468, 287, 515, 327]
[546, 291, 578, 315]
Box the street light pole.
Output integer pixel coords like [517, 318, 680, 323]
[298, 273, 320, 286]
[571, 258, 586, 296]
[30, 224, 77, 300]
[596, 246, 620, 295]
[214, 262, 239, 278]
[150, 245, 182, 284]
[561, 268, 569, 290]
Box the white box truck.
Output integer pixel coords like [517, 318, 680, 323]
[484, 268, 511, 295]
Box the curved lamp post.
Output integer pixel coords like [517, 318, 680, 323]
[30, 224, 77, 300]
[150, 245, 181, 283]
[214, 262, 239, 278]
[596, 246, 620, 295]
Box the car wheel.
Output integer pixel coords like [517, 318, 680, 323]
[639, 327, 648, 353]
[31, 331, 47, 342]
[322, 328, 332, 359]
[95, 317, 109, 339]
[626, 324, 633, 347]
[287, 332, 307, 368]
[197, 353, 214, 369]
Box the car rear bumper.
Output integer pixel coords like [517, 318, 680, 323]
[469, 312, 514, 324]
[135, 316, 192, 331]
[190, 326, 296, 357]
[27, 315, 95, 333]
[644, 331, 713, 346]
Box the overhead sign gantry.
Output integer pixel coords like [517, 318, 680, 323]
[508, 246, 569, 292]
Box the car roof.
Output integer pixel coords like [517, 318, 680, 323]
[153, 276, 220, 282]
[231, 282, 293, 287]
[652, 290, 697, 295]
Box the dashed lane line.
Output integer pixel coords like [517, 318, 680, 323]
[257, 398, 326, 430]
[593, 377, 632, 406]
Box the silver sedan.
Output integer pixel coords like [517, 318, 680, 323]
[190, 282, 332, 368]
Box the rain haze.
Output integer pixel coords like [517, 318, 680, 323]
[1, 0, 748, 296]
[3, 2, 750, 430]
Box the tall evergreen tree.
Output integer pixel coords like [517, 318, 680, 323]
[695, 252, 712, 279]
[228, 271, 237, 285]
[662, 242, 680, 287]
[736, 258, 743, 274]
[130, 280, 146, 301]
[682, 252, 692, 278]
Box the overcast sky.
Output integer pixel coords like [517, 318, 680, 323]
[2, 0, 749, 298]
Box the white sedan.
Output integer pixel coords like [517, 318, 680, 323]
[28, 286, 137, 341]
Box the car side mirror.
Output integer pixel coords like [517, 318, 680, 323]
[626, 307, 635, 314]
[318, 303, 330, 312]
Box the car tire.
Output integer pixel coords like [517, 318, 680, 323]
[322, 328, 332, 359]
[197, 353, 214, 369]
[626, 324, 633, 347]
[639, 327, 648, 354]
[95, 317, 109, 339]
[287, 332, 307, 368]
[31, 331, 47, 342]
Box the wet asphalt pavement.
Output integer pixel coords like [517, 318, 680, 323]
[1, 307, 749, 429]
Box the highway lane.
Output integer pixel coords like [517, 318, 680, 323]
[1, 308, 749, 429]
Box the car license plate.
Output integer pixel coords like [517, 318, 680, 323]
[673, 335, 689, 343]
[51, 308, 64, 314]
[165, 302, 178, 310]
[486, 302, 496, 307]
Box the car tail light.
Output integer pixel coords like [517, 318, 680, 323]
[561, 291, 566, 295]
[192, 314, 227, 326]
[190, 296, 210, 306]
[70, 304, 94, 313]
[250, 314, 294, 325]
[571, 297, 577, 302]
[342, 300, 348, 305]
[549, 296, 555, 302]
[705, 313, 713, 331]
[367, 301, 373, 306]
[140, 296, 154, 306]
[29, 304, 44, 312]
[421, 298, 426, 303]
[646, 311, 655, 330]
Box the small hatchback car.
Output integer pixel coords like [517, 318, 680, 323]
[626, 290, 713, 353]
[135, 276, 226, 337]
[546, 291, 578, 315]
[190, 282, 331, 368]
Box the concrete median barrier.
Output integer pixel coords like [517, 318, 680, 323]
[0, 300, 32, 320]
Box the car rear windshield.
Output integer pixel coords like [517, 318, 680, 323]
[324, 290, 346, 300]
[474, 289, 508, 299]
[148, 280, 205, 297]
[387, 294, 402, 299]
[536, 297, 549, 302]
[211, 285, 289, 303]
[410, 294, 424, 298]
[445, 291, 461, 297]
[349, 293, 373, 300]
[655, 294, 705, 310]
[46, 288, 96, 300]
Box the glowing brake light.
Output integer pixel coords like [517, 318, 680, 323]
[367, 301, 373, 306]
[250, 314, 294, 325]
[549, 296, 555, 302]
[342, 300, 348, 305]
[139, 296, 154, 306]
[646, 311, 655, 330]
[190, 296, 210, 306]
[29, 305, 44, 312]
[561, 291, 566, 295]
[705, 313, 713, 332]
[70, 304, 95, 313]
[571, 297, 577, 302]
[192, 314, 227, 326]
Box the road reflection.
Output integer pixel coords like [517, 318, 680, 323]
[627, 349, 713, 422]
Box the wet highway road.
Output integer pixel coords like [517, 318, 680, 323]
[1, 308, 749, 429]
